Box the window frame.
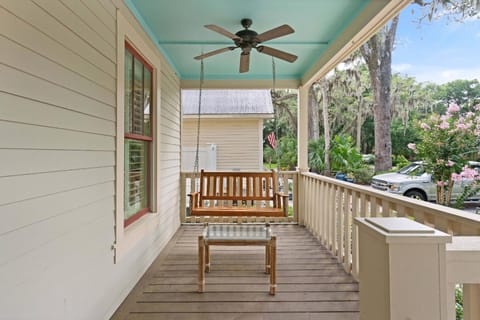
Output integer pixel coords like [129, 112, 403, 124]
[123, 41, 154, 228]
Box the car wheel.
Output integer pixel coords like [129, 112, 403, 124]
[404, 190, 426, 201]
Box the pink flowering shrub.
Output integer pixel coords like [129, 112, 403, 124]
[409, 103, 480, 206]
[451, 165, 480, 208]
[452, 166, 480, 182]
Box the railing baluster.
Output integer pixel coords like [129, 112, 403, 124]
[336, 186, 343, 261]
[351, 189, 360, 280]
[327, 183, 333, 250]
[344, 189, 352, 272]
[315, 178, 321, 239]
[360, 193, 367, 217]
[370, 195, 377, 217]
[305, 177, 312, 228]
[382, 200, 391, 217]
[321, 180, 328, 244]
[395, 203, 404, 217]
[405, 207, 413, 219]
[306, 177, 312, 229]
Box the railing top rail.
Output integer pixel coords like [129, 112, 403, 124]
[300, 171, 480, 226]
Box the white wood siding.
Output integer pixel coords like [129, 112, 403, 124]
[182, 118, 264, 171]
[0, 1, 181, 319]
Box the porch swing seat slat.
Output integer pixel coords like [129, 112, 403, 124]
[189, 170, 289, 217]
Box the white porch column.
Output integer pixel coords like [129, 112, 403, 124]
[297, 85, 309, 171]
[355, 217, 452, 320]
[296, 85, 309, 226]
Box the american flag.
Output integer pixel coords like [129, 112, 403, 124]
[267, 132, 276, 149]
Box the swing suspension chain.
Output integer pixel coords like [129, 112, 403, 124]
[271, 57, 280, 168]
[193, 59, 204, 174]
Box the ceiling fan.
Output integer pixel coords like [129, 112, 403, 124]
[194, 18, 297, 73]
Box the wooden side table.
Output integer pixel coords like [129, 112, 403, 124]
[198, 223, 277, 295]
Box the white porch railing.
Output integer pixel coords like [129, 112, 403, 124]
[300, 172, 480, 276]
[180, 171, 298, 224]
[300, 171, 480, 320]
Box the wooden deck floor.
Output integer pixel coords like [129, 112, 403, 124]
[111, 224, 359, 320]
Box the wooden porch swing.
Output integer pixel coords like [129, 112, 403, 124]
[189, 169, 288, 217]
[188, 59, 288, 217]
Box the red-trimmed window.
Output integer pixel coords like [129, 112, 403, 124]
[124, 42, 153, 227]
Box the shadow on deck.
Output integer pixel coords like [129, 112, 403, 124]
[111, 224, 359, 320]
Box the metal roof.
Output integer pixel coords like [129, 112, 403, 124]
[182, 90, 273, 115]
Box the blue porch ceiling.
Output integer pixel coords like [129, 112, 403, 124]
[125, 0, 406, 86]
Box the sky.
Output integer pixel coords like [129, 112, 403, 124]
[392, 4, 480, 84]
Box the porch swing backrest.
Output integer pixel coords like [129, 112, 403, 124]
[188, 170, 288, 217]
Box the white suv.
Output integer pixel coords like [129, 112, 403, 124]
[371, 161, 480, 201]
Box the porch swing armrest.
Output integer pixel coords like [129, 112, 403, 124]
[274, 192, 289, 208]
[188, 192, 200, 209]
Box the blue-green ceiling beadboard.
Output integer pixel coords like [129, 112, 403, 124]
[125, 0, 379, 83]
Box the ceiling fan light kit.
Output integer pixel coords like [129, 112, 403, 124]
[194, 19, 297, 73]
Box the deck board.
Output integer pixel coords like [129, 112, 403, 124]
[110, 225, 359, 320]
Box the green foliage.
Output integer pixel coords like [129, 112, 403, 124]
[308, 139, 325, 174]
[263, 136, 298, 171]
[362, 154, 375, 165]
[361, 116, 375, 154]
[263, 162, 277, 170]
[391, 118, 420, 159]
[277, 136, 297, 170]
[434, 79, 480, 110]
[330, 135, 363, 174]
[263, 145, 276, 165]
[308, 135, 368, 178]
[392, 154, 410, 168]
[288, 205, 293, 217]
[454, 183, 480, 209]
[352, 166, 375, 185]
[456, 285, 463, 320]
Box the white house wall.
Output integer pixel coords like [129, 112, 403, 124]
[182, 118, 264, 171]
[0, 1, 181, 319]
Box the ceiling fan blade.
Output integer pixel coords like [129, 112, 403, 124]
[256, 24, 294, 42]
[194, 47, 236, 60]
[205, 24, 241, 40]
[256, 46, 297, 63]
[239, 53, 250, 73]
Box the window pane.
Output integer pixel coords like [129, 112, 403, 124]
[132, 57, 144, 135]
[124, 139, 148, 220]
[124, 49, 133, 133]
[144, 68, 151, 136]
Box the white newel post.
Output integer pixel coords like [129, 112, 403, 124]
[355, 217, 452, 320]
[446, 237, 480, 320]
[463, 284, 480, 320]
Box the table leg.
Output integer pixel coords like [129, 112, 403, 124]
[205, 244, 210, 272]
[198, 235, 205, 293]
[269, 236, 277, 295]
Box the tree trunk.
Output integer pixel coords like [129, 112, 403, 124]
[360, 15, 399, 172]
[308, 86, 320, 141]
[356, 97, 363, 152]
[320, 79, 331, 176]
